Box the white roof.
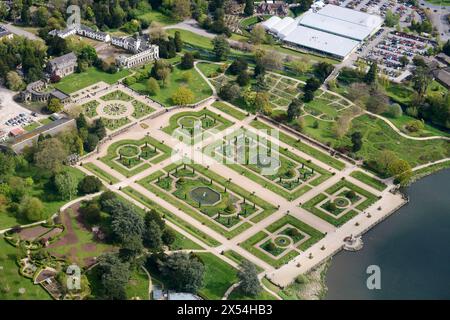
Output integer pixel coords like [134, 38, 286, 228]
[261, 16, 282, 30]
[298, 4, 383, 41]
[283, 26, 359, 58]
[269, 17, 295, 34]
[277, 18, 299, 39]
[319, 4, 383, 29]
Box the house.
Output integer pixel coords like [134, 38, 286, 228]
[49, 24, 110, 42]
[9, 127, 25, 137]
[47, 52, 78, 78]
[436, 53, 450, 67]
[256, 1, 289, 16]
[20, 80, 71, 105]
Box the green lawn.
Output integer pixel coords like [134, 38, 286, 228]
[211, 101, 248, 121]
[138, 10, 179, 26]
[196, 252, 238, 300]
[82, 162, 120, 184]
[383, 114, 450, 138]
[130, 64, 212, 106]
[222, 250, 263, 273]
[228, 286, 277, 300]
[125, 268, 149, 300]
[54, 67, 131, 94]
[350, 171, 387, 191]
[169, 227, 204, 250]
[0, 238, 51, 300]
[197, 62, 223, 78]
[166, 29, 214, 51]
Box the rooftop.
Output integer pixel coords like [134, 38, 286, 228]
[283, 26, 360, 58]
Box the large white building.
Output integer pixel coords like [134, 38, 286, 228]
[261, 4, 383, 60]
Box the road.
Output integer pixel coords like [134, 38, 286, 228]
[0, 23, 42, 41]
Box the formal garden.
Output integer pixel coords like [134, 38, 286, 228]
[302, 179, 379, 227]
[161, 108, 233, 143]
[99, 136, 172, 178]
[205, 129, 333, 200]
[80, 89, 156, 131]
[137, 163, 277, 239]
[240, 215, 325, 268]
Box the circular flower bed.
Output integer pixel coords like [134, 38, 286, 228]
[103, 102, 128, 116]
[274, 235, 292, 248]
[118, 145, 140, 158]
[334, 197, 350, 208]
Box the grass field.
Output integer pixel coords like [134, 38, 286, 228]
[54, 68, 131, 94]
[82, 163, 120, 184]
[130, 64, 212, 106]
[0, 238, 51, 300]
[138, 10, 178, 26]
[350, 171, 387, 191]
[211, 101, 248, 121]
[125, 268, 149, 300]
[196, 252, 238, 300]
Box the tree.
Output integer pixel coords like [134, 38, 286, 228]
[97, 254, 130, 300]
[54, 171, 78, 200]
[287, 99, 302, 121]
[244, 0, 254, 16]
[228, 58, 248, 75]
[351, 132, 363, 152]
[385, 10, 400, 27]
[174, 31, 183, 52]
[47, 98, 63, 113]
[6, 71, 25, 91]
[387, 103, 403, 118]
[84, 133, 99, 153]
[143, 220, 163, 250]
[0, 153, 16, 180]
[78, 176, 102, 195]
[148, 22, 168, 41]
[162, 228, 176, 246]
[111, 207, 145, 244]
[76, 113, 88, 130]
[157, 253, 205, 292]
[180, 52, 195, 69]
[304, 77, 321, 93]
[375, 150, 398, 173]
[34, 138, 68, 173]
[250, 24, 266, 44]
[313, 62, 334, 82]
[388, 159, 412, 186]
[256, 50, 282, 71]
[218, 83, 240, 101]
[20, 197, 44, 222]
[366, 87, 388, 114]
[254, 92, 270, 113]
[412, 66, 432, 98]
[147, 77, 160, 95]
[399, 55, 409, 68]
[172, 0, 192, 20]
[212, 35, 230, 61]
[172, 87, 194, 105]
[34, 7, 50, 27]
[364, 62, 377, 84]
[238, 261, 261, 296]
[237, 71, 250, 86]
[79, 202, 101, 225]
[290, 58, 309, 75]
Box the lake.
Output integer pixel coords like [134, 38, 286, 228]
[325, 169, 450, 299]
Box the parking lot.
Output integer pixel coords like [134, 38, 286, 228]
[0, 86, 42, 134]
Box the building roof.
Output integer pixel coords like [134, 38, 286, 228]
[261, 16, 282, 30]
[318, 4, 383, 29]
[269, 16, 295, 34]
[48, 52, 77, 69]
[298, 5, 383, 41]
[433, 68, 450, 88]
[283, 26, 360, 58]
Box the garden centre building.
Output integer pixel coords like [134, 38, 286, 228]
[261, 4, 383, 60]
